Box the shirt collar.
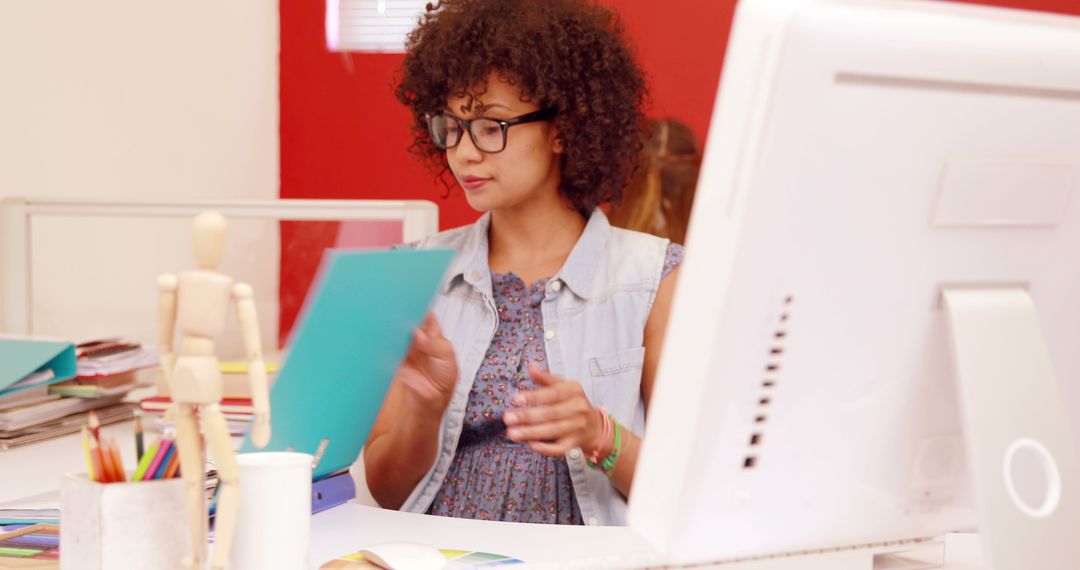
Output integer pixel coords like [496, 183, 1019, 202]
[443, 211, 493, 294]
[552, 208, 609, 300]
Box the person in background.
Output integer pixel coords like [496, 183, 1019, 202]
[607, 118, 702, 245]
[354, 0, 683, 526]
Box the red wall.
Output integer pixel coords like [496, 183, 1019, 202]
[276, 0, 735, 339]
[279, 0, 735, 229]
[280, 0, 1080, 221]
[277, 0, 1080, 340]
[951, 0, 1080, 12]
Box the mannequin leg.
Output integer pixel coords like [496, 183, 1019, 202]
[174, 403, 206, 569]
[202, 404, 239, 570]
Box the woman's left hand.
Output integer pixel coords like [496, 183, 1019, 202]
[503, 363, 604, 457]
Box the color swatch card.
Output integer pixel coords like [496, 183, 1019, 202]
[240, 248, 454, 479]
[321, 549, 523, 569]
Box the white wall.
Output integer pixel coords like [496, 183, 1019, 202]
[0, 1, 280, 353]
[0, 1, 279, 202]
[25, 212, 283, 359]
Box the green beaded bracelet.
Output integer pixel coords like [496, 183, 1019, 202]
[599, 420, 623, 476]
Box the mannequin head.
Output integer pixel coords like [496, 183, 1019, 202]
[192, 211, 227, 270]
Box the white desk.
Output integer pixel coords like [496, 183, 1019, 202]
[0, 418, 141, 504]
[310, 503, 983, 569]
[3, 420, 984, 569]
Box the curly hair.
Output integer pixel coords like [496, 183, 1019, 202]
[396, 0, 649, 214]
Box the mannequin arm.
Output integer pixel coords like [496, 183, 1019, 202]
[157, 274, 179, 375]
[234, 282, 271, 447]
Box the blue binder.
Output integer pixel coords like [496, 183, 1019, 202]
[239, 248, 454, 481]
[0, 338, 77, 396]
[312, 470, 357, 514]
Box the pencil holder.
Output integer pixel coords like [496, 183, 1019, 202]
[60, 473, 190, 570]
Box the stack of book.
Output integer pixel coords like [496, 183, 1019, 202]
[140, 361, 277, 443]
[0, 397, 133, 449]
[49, 339, 158, 399]
[0, 338, 156, 450]
[0, 377, 53, 412]
[0, 491, 61, 526]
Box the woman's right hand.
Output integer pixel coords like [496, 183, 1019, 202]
[394, 313, 458, 412]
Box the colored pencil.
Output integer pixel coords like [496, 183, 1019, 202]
[87, 411, 101, 443]
[132, 437, 161, 481]
[80, 426, 96, 482]
[152, 444, 177, 480]
[108, 438, 126, 482]
[103, 439, 118, 482]
[312, 437, 329, 471]
[89, 436, 107, 481]
[103, 439, 120, 483]
[145, 438, 172, 480]
[162, 450, 181, 479]
[134, 413, 144, 460]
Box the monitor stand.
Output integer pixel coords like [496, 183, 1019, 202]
[718, 538, 946, 569]
[869, 541, 944, 570]
[848, 540, 946, 570]
[943, 288, 1080, 570]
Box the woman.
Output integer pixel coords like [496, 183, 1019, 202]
[607, 118, 702, 244]
[357, 0, 683, 526]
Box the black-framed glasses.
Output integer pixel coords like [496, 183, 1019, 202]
[426, 108, 556, 153]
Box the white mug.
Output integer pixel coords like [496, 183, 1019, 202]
[228, 452, 313, 570]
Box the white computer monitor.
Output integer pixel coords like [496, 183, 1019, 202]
[630, 0, 1080, 567]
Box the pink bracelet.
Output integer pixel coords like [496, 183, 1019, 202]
[586, 408, 613, 465]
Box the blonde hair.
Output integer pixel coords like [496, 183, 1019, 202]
[607, 118, 700, 244]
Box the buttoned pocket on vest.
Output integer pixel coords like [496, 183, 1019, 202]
[587, 347, 645, 423]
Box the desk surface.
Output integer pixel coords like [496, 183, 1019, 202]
[4, 419, 984, 569]
[309, 503, 984, 569]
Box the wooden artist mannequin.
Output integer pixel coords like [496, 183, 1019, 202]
[158, 211, 272, 569]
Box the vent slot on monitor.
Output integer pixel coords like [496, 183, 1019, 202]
[743, 294, 793, 470]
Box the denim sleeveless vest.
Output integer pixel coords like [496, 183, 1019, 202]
[399, 209, 668, 526]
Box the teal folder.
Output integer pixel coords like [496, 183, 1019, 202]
[0, 338, 77, 396]
[240, 248, 454, 479]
